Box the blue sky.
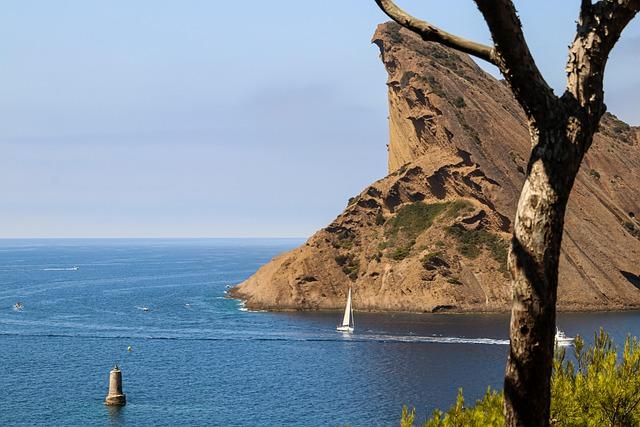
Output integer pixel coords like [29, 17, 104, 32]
[1, 1, 638, 237]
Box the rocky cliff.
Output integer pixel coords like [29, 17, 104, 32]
[230, 22, 640, 313]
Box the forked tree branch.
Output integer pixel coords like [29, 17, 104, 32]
[374, 0, 497, 65]
[474, 0, 558, 124]
[567, 0, 640, 119]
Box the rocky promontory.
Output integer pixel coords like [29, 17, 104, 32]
[230, 22, 640, 313]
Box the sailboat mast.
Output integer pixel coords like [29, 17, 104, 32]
[350, 288, 354, 328]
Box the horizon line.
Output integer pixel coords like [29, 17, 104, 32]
[0, 236, 308, 240]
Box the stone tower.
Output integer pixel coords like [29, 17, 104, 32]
[104, 365, 126, 406]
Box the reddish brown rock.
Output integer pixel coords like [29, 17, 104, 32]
[230, 22, 640, 313]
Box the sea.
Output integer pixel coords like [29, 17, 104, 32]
[1, 238, 639, 426]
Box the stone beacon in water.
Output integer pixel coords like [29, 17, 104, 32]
[104, 365, 126, 406]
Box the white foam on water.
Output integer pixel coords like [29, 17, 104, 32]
[357, 334, 509, 345]
[0, 326, 510, 346]
[234, 300, 267, 313]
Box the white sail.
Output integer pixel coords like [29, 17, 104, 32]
[341, 288, 352, 327]
[337, 287, 354, 333]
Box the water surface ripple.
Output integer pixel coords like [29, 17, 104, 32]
[1, 239, 638, 426]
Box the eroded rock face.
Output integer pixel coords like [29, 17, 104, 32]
[230, 22, 640, 313]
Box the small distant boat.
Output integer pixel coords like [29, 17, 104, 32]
[555, 327, 574, 346]
[337, 288, 355, 333]
[43, 266, 79, 271]
[142, 307, 150, 312]
[184, 303, 192, 309]
[13, 301, 24, 311]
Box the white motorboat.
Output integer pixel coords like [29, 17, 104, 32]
[337, 288, 354, 333]
[555, 327, 574, 346]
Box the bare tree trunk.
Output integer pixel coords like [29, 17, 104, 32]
[504, 122, 588, 426]
[372, 2, 640, 426]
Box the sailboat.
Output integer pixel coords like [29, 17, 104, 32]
[337, 287, 354, 333]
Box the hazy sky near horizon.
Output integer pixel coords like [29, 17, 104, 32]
[1, 1, 639, 238]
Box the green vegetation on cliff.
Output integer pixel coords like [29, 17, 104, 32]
[445, 225, 508, 276]
[383, 200, 474, 261]
[386, 202, 449, 241]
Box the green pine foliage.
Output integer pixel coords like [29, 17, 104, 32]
[399, 330, 640, 427]
[551, 330, 640, 426]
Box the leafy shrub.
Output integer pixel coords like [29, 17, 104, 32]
[386, 202, 449, 243]
[551, 330, 640, 426]
[445, 225, 508, 276]
[427, 76, 446, 98]
[420, 389, 503, 427]
[375, 211, 386, 226]
[334, 255, 349, 266]
[444, 200, 473, 218]
[421, 252, 449, 270]
[401, 71, 418, 88]
[390, 245, 412, 261]
[421, 251, 441, 263]
[333, 229, 355, 249]
[384, 202, 450, 261]
[382, 201, 475, 262]
[453, 96, 466, 108]
[389, 28, 404, 44]
[334, 253, 360, 280]
[400, 330, 640, 426]
[623, 221, 640, 239]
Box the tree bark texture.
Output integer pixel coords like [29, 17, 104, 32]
[504, 118, 590, 426]
[372, 1, 640, 426]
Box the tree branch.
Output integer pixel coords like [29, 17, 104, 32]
[374, 0, 497, 65]
[566, 0, 640, 122]
[580, 0, 593, 19]
[474, 0, 558, 124]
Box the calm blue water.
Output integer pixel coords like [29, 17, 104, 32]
[1, 239, 639, 426]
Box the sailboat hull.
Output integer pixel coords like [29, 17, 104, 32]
[336, 326, 354, 333]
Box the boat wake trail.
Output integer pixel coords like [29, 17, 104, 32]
[42, 267, 79, 271]
[357, 334, 509, 345]
[0, 331, 509, 345]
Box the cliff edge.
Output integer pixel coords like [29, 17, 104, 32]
[229, 22, 640, 313]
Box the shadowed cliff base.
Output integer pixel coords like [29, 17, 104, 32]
[230, 22, 640, 313]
